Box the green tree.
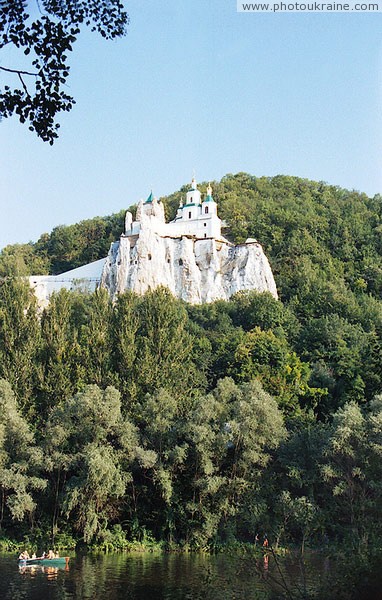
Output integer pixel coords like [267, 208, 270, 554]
[134, 388, 188, 543]
[181, 386, 230, 547]
[78, 288, 116, 388]
[38, 289, 82, 413]
[134, 287, 204, 402]
[215, 378, 286, 539]
[229, 290, 298, 340]
[0, 243, 50, 277]
[0, 380, 46, 530]
[298, 314, 368, 414]
[274, 490, 319, 554]
[186, 300, 244, 387]
[231, 327, 322, 414]
[277, 420, 328, 501]
[111, 291, 140, 404]
[44, 385, 138, 542]
[0, 278, 40, 412]
[43, 213, 125, 274]
[183, 378, 286, 546]
[320, 401, 382, 547]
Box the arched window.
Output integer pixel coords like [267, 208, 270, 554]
[205, 206, 209, 214]
[188, 211, 192, 219]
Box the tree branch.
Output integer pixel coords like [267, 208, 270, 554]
[0, 66, 38, 77]
[18, 72, 31, 98]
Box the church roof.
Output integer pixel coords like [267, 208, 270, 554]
[145, 191, 153, 204]
[204, 183, 214, 202]
[189, 176, 197, 192]
[183, 202, 202, 208]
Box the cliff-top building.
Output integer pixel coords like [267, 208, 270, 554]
[128, 178, 222, 240]
[29, 178, 278, 307]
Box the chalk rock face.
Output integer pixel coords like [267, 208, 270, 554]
[28, 180, 278, 306]
[100, 230, 278, 303]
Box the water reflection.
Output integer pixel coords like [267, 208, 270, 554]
[0, 550, 332, 600]
[19, 564, 69, 579]
[263, 553, 269, 574]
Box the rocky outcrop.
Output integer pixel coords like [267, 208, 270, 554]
[29, 180, 278, 306]
[100, 230, 278, 304]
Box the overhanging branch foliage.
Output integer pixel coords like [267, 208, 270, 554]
[0, 0, 129, 143]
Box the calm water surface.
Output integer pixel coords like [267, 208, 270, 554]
[0, 551, 328, 600]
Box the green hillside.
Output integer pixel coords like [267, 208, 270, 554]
[0, 173, 381, 566]
[2, 173, 381, 413]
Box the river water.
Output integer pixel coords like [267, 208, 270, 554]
[0, 551, 328, 599]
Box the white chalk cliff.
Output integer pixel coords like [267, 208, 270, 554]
[29, 179, 278, 306]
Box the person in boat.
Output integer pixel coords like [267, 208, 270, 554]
[55, 551, 60, 558]
[47, 549, 55, 559]
[19, 551, 30, 560]
[31, 552, 37, 559]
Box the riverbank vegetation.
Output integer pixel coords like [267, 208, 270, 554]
[0, 174, 381, 570]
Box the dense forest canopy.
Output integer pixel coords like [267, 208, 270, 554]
[0, 173, 381, 559]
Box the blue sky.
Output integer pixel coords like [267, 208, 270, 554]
[0, 0, 381, 249]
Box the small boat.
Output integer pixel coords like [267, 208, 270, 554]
[18, 557, 70, 567]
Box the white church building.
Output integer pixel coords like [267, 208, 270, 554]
[29, 178, 278, 307]
[126, 178, 223, 241]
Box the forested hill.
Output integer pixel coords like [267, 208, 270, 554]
[175, 174, 382, 417]
[0, 174, 382, 558]
[1, 173, 382, 305]
[1, 172, 382, 416]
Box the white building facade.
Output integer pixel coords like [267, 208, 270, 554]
[124, 178, 223, 241]
[29, 177, 278, 306]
